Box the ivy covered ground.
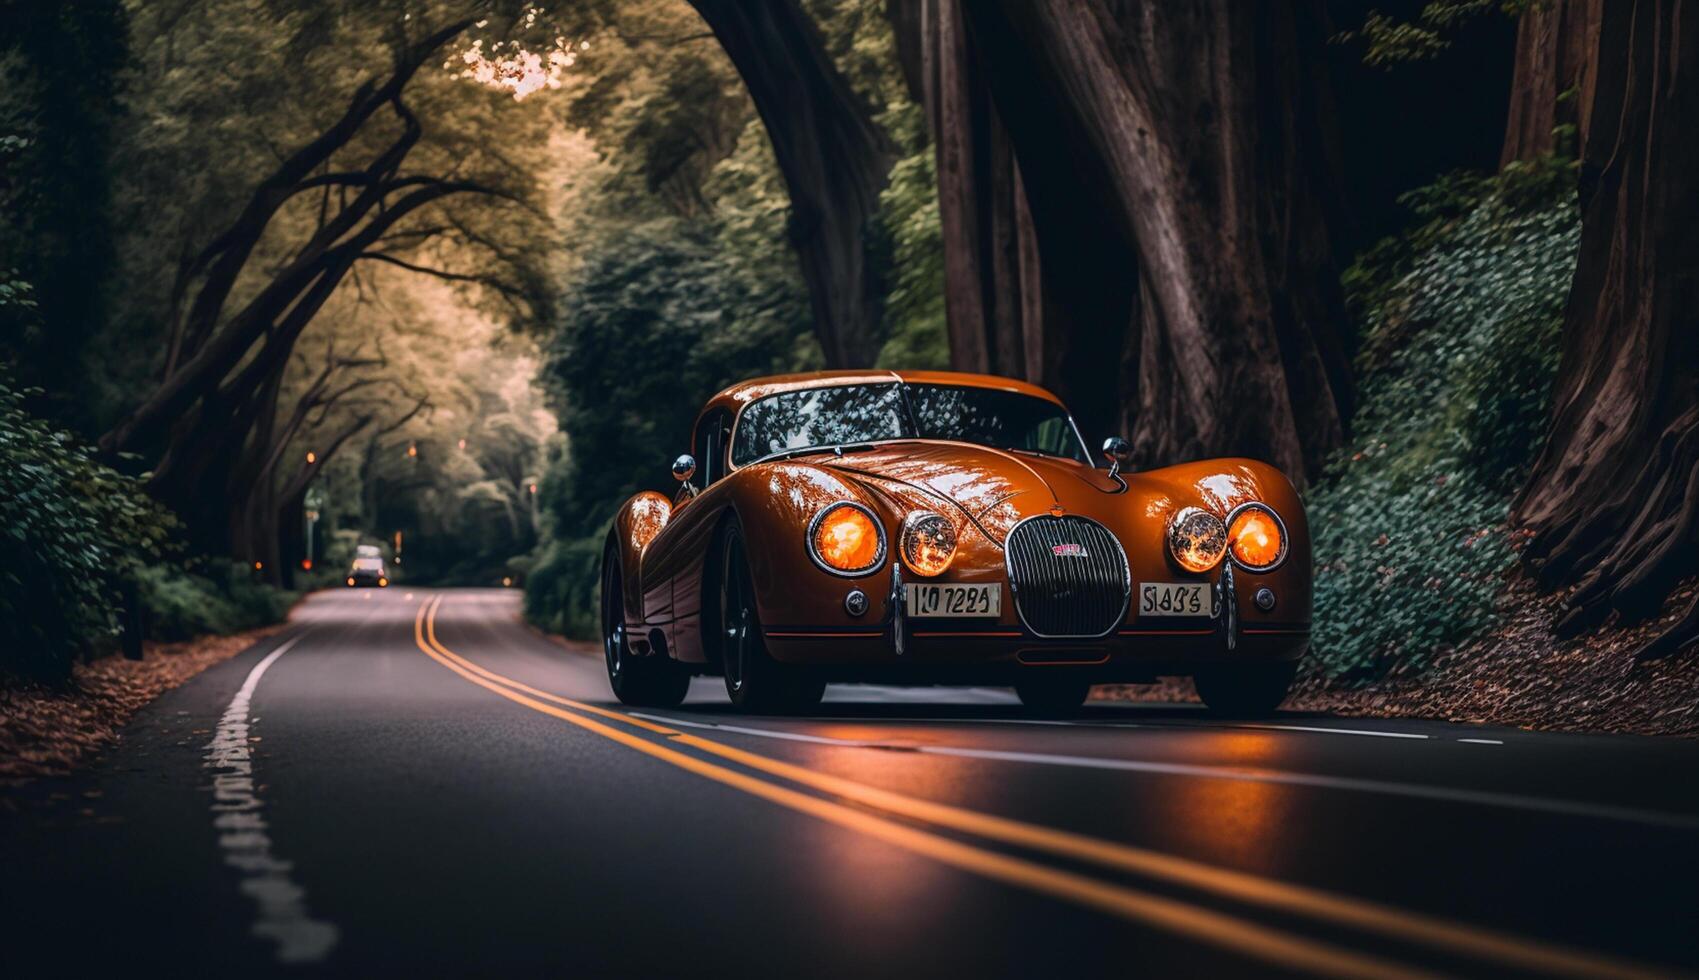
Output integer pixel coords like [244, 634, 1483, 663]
[1306, 164, 1579, 682]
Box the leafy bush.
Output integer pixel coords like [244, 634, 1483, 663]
[1307, 161, 1579, 681]
[135, 562, 296, 643]
[874, 103, 948, 369]
[526, 219, 816, 637]
[0, 375, 174, 678]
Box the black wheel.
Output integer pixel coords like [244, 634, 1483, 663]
[602, 551, 688, 707]
[1013, 678, 1093, 715]
[1193, 661, 1298, 717]
[718, 527, 825, 715]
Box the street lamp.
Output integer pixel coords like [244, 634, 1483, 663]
[305, 451, 317, 464]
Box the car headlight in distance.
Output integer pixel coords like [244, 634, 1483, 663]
[1227, 502, 1286, 570]
[900, 511, 957, 576]
[1167, 506, 1227, 573]
[808, 502, 885, 575]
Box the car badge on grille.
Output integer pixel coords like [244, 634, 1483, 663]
[1051, 543, 1088, 558]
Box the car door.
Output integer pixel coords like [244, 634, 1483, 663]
[640, 409, 732, 660]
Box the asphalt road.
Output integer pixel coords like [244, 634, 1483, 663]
[4, 588, 1698, 978]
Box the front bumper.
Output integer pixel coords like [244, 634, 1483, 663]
[762, 562, 1307, 682]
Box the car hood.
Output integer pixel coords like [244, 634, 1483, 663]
[811, 441, 1120, 543]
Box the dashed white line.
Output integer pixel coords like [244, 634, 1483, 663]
[1458, 738, 1504, 745]
[203, 632, 338, 964]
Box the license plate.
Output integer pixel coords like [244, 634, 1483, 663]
[907, 583, 1002, 618]
[1138, 582, 1212, 618]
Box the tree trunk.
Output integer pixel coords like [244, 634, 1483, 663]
[921, 0, 1046, 384]
[1500, 0, 1604, 168]
[958, 0, 1352, 480]
[687, 0, 895, 368]
[1513, 0, 1699, 660]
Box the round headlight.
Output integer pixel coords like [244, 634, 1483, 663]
[900, 511, 958, 577]
[808, 502, 885, 575]
[1167, 507, 1227, 573]
[1227, 503, 1286, 570]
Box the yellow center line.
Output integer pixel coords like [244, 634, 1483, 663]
[413, 596, 1431, 979]
[420, 596, 1672, 980]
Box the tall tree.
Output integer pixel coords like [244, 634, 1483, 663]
[687, 0, 895, 368]
[0, 0, 128, 432]
[954, 0, 1353, 479]
[98, 9, 550, 567]
[911, 0, 1045, 383]
[1500, 0, 1603, 167]
[1514, 0, 1699, 659]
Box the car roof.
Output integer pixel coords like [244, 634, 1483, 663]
[699, 370, 1067, 419]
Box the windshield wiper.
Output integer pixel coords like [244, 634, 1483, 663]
[760, 442, 881, 464]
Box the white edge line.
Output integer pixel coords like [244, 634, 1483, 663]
[203, 631, 339, 964]
[633, 713, 1699, 831]
[1244, 724, 1428, 740]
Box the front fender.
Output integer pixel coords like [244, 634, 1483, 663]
[1117, 458, 1312, 627]
[609, 490, 671, 628]
[725, 463, 900, 631]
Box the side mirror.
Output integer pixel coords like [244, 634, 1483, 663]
[1100, 437, 1133, 483]
[672, 454, 697, 483]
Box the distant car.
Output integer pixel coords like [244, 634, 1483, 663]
[347, 557, 389, 588]
[599, 370, 1311, 716]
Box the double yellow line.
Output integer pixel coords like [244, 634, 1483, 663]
[413, 595, 1665, 980]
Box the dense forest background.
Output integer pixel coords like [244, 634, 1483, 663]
[2, 1, 1695, 705]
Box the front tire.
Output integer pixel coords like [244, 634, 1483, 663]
[1193, 661, 1297, 717]
[718, 527, 825, 715]
[602, 551, 688, 707]
[1014, 678, 1093, 715]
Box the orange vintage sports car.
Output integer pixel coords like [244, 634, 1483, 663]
[600, 371, 1310, 715]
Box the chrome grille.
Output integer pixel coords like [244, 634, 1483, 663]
[1004, 516, 1130, 637]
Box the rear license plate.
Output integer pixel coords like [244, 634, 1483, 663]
[907, 583, 1002, 618]
[1138, 582, 1212, 618]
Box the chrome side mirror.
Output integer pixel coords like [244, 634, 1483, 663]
[1100, 437, 1133, 486]
[672, 454, 697, 482]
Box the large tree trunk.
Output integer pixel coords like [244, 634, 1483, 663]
[958, 1, 1352, 480]
[916, 0, 1046, 383]
[1513, 0, 1699, 660]
[1500, 0, 1604, 168]
[687, 0, 894, 368]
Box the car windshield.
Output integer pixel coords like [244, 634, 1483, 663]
[353, 558, 384, 571]
[908, 384, 1088, 462]
[731, 383, 1087, 465]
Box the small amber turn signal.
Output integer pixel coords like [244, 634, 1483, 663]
[1228, 504, 1285, 570]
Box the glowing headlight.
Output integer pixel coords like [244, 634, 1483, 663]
[1227, 503, 1286, 570]
[900, 511, 958, 576]
[808, 502, 885, 575]
[1167, 507, 1227, 573]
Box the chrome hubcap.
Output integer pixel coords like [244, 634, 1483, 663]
[606, 621, 624, 678]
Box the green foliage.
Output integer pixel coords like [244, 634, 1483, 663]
[874, 103, 948, 370]
[135, 562, 295, 643]
[1336, 1, 1533, 67]
[0, 374, 174, 678]
[1307, 161, 1579, 681]
[526, 219, 816, 636]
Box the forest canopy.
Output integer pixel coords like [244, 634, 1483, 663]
[2, 0, 1696, 684]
